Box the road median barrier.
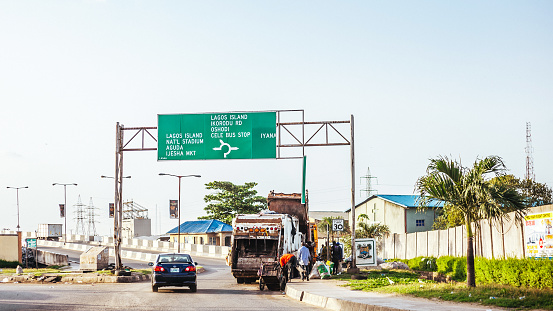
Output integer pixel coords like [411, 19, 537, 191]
[1, 272, 150, 284]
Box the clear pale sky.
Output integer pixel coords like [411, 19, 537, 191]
[1, 1, 552, 236]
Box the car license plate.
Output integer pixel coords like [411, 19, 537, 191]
[170, 268, 180, 273]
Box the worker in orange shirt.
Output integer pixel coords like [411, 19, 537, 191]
[280, 253, 297, 283]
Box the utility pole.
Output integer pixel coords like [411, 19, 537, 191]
[349, 114, 359, 274]
[114, 122, 124, 271]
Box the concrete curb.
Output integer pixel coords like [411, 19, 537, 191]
[285, 283, 404, 311]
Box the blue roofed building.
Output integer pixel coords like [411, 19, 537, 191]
[167, 219, 233, 246]
[347, 195, 444, 234]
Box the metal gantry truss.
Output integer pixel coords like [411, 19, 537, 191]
[112, 110, 358, 271]
[122, 200, 149, 220]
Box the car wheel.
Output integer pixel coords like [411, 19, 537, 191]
[189, 285, 197, 293]
[152, 285, 158, 292]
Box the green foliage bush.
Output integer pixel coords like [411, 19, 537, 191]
[476, 257, 553, 289]
[394, 256, 553, 289]
[0, 259, 21, 268]
[436, 256, 466, 282]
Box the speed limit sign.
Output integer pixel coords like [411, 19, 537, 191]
[332, 219, 344, 231]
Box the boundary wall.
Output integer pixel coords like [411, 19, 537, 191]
[0, 230, 230, 263]
[379, 205, 553, 260]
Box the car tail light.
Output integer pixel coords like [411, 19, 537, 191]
[185, 266, 196, 272]
[154, 266, 166, 272]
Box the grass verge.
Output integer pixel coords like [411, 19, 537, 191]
[334, 270, 553, 310]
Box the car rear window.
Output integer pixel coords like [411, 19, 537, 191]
[158, 254, 192, 263]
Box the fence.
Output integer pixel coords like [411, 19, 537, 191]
[378, 204, 553, 260]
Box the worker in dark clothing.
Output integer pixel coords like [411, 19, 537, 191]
[331, 241, 342, 275]
[280, 253, 297, 283]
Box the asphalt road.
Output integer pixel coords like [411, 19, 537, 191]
[1, 246, 322, 310]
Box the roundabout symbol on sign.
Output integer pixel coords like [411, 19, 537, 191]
[213, 139, 239, 158]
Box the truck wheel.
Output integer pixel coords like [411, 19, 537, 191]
[152, 285, 158, 292]
[259, 279, 264, 291]
[236, 277, 244, 284]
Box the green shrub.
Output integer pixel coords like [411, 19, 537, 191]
[451, 257, 466, 282]
[436, 256, 455, 274]
[0, 259, 21, 268]
[392, 256, 553, 289]
[435, 256, 466, 281]
[475, 257, 553, 289]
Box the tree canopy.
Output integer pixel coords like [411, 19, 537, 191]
[432, 174, 552, 230]
[416, 155, 527, 287]
[199, 181, 266, 225]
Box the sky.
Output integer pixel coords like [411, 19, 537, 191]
[1, 1, 552, 236]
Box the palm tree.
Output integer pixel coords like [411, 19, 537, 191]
[416, 155, 526, 287]
[356, 214, 390, 239]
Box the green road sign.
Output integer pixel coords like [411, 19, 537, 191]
[26, 238, 37, 248]
[158, 112, 276, 160]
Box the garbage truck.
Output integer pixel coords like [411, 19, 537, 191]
[229, 192, 310, 285]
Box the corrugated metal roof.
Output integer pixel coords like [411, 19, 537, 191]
[348, 194, 444, 211]
[167, 219, 233, 234]
[378, 195, 420, 207]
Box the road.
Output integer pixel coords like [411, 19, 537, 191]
[1, 246, 322, 310]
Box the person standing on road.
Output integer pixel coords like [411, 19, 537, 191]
[279, 253, 297, 283]
[297, 242, 311, 281]
[331, 241, 342, 275]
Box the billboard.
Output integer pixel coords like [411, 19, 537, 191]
[169, 200, 178, 219]
[157, 112, 276, 160]
[525, 212, 553, 258]
[59, 204, 65, 218]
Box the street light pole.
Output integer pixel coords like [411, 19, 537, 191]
[159, 173, 201, 253]
[7, 186, 29, 232]
[53, 183, 77, 244]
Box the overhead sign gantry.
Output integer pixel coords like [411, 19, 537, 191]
[112, 110, 359, 273]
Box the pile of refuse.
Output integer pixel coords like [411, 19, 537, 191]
[309, 261, 333, 279]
